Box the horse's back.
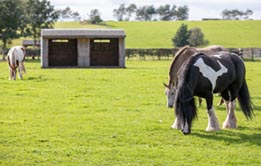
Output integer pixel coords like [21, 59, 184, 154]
[7, 46, 25, 61]
[183, 53, 242, 94]
[197, 45, 227, 55]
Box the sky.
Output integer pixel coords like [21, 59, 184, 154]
[49, 0, 261, 21]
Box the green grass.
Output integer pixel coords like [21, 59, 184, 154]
[10, 20, 261, 49]
[0, 60, 260, 165]
[106, 20, 261, 48]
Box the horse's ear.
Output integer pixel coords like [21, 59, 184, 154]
[163, 82, 169, 88]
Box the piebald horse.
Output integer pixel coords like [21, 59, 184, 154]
[174, 52, 253, 134]
[164, 45, 226, 108]
[7, 46, 26, 80]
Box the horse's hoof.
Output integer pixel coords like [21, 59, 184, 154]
[222, 123, 237, 129]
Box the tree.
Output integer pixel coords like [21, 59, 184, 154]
[113, 4, 126, 21]
[157, 4, 176, 21]
[125, 4, 137, 21]
[56, 6, 81, 21]
[0, 0, 27, 59]
[172, 23, 190, 47]
[176, 6, 189, 20]
[136, 5, 156, 21]
[172, 24, 209, 47]
[221, 9, 253, 20]
[25, 0, 58, 47]
[89, 9, 103, 24]
[56, 6, 72, 21]
[187, 27, 209, 47]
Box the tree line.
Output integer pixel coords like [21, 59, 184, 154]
[57, 5, 254, 23]
[113, 4, 189, 21]
[221, 9, 253, 20]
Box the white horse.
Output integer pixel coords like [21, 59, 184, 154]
[7, 46, 26, 80]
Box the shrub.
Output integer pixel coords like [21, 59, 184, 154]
[187, 27, 209, 47]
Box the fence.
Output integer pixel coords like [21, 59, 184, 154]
[126, 48, 179, 60]
[1, 47, 261, 61]
[126, 48, 261, 61]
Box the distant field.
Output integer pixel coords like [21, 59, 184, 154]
[6, 20, 261, 51]
[0, 60, 260, 165]
[56, 20, 261, 48]
[10, 20, 261, 49]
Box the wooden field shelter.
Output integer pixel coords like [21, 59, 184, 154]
[41, 29, 126, 68]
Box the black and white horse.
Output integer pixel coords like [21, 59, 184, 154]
[173, 52, 253, 134]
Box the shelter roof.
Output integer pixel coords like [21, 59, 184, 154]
[22, 40, 40, 47]
[41, 29, 126, 38]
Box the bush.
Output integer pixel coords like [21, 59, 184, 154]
[172, 23, 190, 47]
[187, 27, 209, 47]
[172, 24, 209, 47]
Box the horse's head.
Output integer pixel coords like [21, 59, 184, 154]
[163, 82, 176, 108]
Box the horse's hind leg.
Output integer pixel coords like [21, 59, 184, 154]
[9, 68, 12, 80]
[9, 68, 16, 80]
[18, 67, 23, 79]
[223, 100, 237, 129]
[205, 95, 220, 131]
[221, 89, 237, 129]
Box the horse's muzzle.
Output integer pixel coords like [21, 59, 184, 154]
[182, 129, 191, 135]
[167, 104, 173, 108]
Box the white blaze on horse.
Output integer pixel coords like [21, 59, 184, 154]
[7, 46, 26, 80]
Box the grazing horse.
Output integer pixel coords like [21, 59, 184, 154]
[174, 52, 253, 134]
[164, 45, 226, 108]
[7, 46, 26, 80]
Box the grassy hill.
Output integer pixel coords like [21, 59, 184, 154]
[55, 20, 261, 48]
[10, 20, 261, 49]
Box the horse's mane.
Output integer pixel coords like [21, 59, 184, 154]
[168, 46, 190, 85]
[174, 53, 201, 125]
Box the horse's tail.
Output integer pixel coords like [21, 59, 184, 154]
[237, 79, 253, 119]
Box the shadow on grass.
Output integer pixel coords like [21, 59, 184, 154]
[27, 75, 48, 82]
[24, 59, 41, 63]
[192, 126, 261, 146]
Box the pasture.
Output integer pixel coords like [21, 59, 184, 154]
[55, 21, 261, 48]
[10, 20, 261, 49]
[0, 60, 260, 165]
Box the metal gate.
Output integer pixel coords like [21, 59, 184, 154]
[90, 38, 119, 66]
[48, 39, 78, 66]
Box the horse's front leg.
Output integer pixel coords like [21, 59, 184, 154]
[205, 96, 220, 131]
[223, 100, 237, 129]
[171, 117, 182, 129]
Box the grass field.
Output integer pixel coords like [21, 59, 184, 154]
[9, 20, 261, 49]
[106, 20, 261, 48]
[0, 60, 260, 165]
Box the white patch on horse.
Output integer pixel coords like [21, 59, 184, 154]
[213, 54, 222, 58]
[193, 57, 228, 91]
